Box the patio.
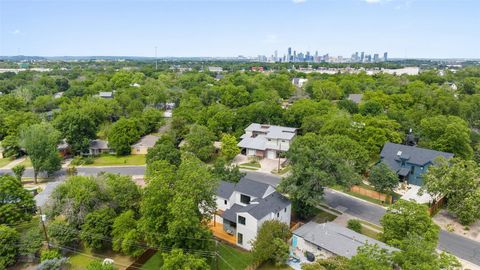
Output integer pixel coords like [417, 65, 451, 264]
[208, 221, 237, 246]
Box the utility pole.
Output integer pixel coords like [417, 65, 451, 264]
[38, 207, 50, 250]
[155, 46, 158, 70]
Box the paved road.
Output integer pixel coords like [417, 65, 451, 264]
[244, 172, 480, 267]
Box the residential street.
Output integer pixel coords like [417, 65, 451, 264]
[3, 166, 480, 266]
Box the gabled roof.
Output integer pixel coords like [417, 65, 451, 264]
[293, 222, 398, 258]
[241, 192, 290, 219]
[217, 181, 235, 199]
[99, 92, 113, 98]
[132, 135, 159, 148]
[218, 177, 291, 221]
[380, 142, 454, 171]
[235, 177, 270, 198]
[90, 139, 109, 150]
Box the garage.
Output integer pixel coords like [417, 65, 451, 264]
[247, 149, 256, 156]
[267, 150, 277, 159]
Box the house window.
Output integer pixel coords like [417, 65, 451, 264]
[238, 233, 243, 245]
[268, 139, 271, 141]
[411, 166, 415, 174]
[284, 208, 287, 213]
[224, 200, 227, 205]
[238, 215, 246, 225]
[282, 140, 285, 143]
[240, 194, 251, 205]
[276, 212, 279, 218]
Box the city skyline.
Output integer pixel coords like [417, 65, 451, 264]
[1, 0, 479, 58]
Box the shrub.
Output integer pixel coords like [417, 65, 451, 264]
[347, 219, 362, 233]
[41, 249, 61, 262]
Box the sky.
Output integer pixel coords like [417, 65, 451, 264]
[1, 0, 479, 58]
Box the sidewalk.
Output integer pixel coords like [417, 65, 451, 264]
[0, 157, 26, 169]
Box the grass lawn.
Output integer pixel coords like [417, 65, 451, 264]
[358, 220, 383, 231]
[360, 226, 381, 240]
[19, 157, 32, 168]
[140, 252, 163, 270]
[68, 246, 133, 270]
[0, 158, 12, 168]
[218, 243, 254, 270]
[272, 166, 291, 175]
[240, 161, 261, 168]
[87, 154, 146, 166]
[312, 208, 338, 223]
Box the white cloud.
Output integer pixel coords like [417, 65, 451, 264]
[292, 0, 307, 4]
[11, 29, 21, 35]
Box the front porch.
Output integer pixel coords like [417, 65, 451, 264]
[208, 221, 237, 246]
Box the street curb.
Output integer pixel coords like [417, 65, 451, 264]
[325, 187, 388, 210]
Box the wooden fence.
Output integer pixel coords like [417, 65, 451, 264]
[125, 249, 157, 270]
[350, 185, 392, 204]
[428, 196, 446, 216]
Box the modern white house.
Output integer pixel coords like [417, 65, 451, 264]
[214, 177, 291, 250]
[292, 222, 397, 262]
[237, 123, 297, 159]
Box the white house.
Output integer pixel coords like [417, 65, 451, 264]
[292, 78, 308, 88]
[237, 123, 297, 159]
[292, 222, 397, 261]
[214, 177, 291, 250]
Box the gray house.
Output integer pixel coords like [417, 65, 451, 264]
[292, 222, 397, 260]
[379, 142, 454, 186]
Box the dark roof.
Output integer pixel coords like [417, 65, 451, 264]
[89, 139, 109, 150]
[242, 192, 291, 219]
[234, 177, 270, 198]
[217, 181, 235, 199]
[222, 204, 244, 223]
[380, 142, 454, 172]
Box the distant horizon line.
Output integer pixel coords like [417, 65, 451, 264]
[1, 55, 480, 61]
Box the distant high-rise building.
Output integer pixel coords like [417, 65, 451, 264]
[383, 52, 388, 61]
[373, 53, 379, 62]
[360, 52, 365, 62]
[287, 47, 292, 62]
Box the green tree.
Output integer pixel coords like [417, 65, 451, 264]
[48, 220, 79, 248]
[50, 176, 103, 226]
[279, 133, 360, 218]
[101, 173, 141, 213]
[220, 134, 239, 161]
[19, 122, 61, 183]
[183, 124, 215, 162]
[160, 249, 209, 270]
[422, 157, 480, 225]
[322, 135, 369, 174]
[210, 158, 245, 183]
[348, 244, 394, 270]
[307, 80, 343, 100]
[12, 164, 25, 182]
[81, 208, 116, 250]
[419, 115, 473, 159]
[251, 220, 291, 265]
[301, 256, 349, 270]
[0, 175, 36, 225]
[108, 118, 142, 155]
[146, 134, 181, 167]
[0, 224, 20, 269]
[19, 227, 43, 259]
[86, 260, 118, 270]
[359, 100, 384, 116]
[381, 200, 439, 247]
[369, 163, 399, 193]
[36, 257, 69, 270]
[112, 210, 144, 257]
[140, 154, 216, 251]
[54, 110, 97, 154]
